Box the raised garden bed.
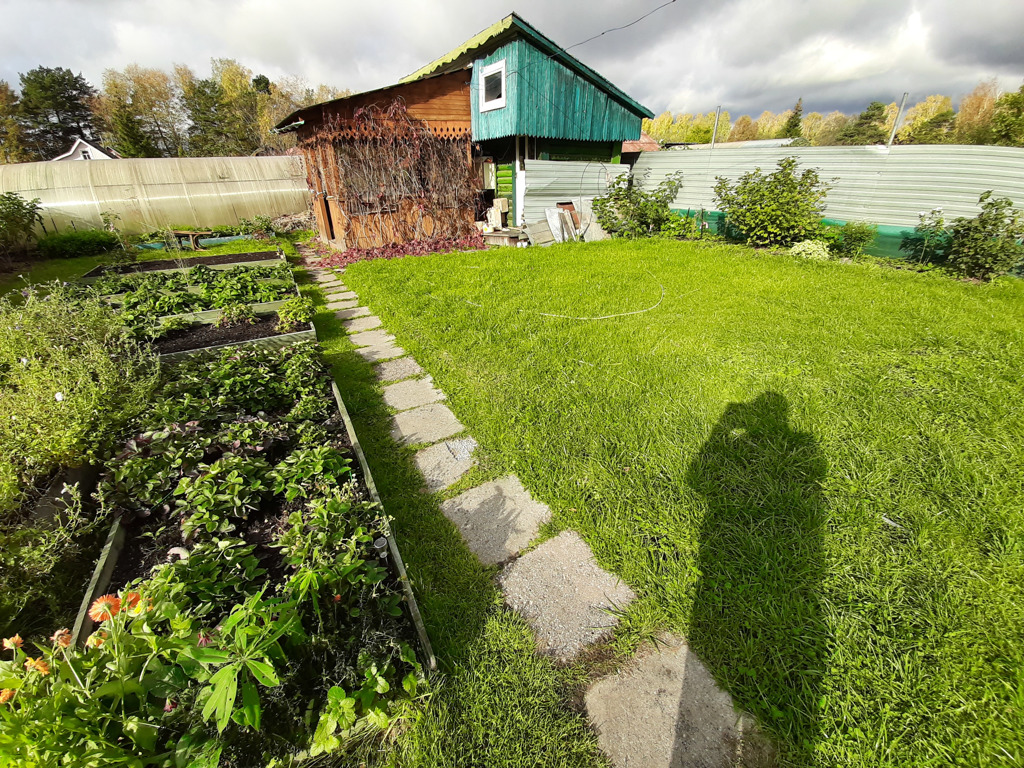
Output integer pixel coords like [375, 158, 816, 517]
[155, 318, 316, 360]
[7, 342, 432, 765]
[80, 250, 283, 280]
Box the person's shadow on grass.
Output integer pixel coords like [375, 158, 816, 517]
[685, 392, 829, 760]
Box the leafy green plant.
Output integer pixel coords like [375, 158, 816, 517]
[173, 454, 270, 537]
[0, 192, 42, 266]
[216, 303, 257, 329]
[659, 211, 713, 240]
[790, 239, 832, 261]
[592, 170, 684, 238]
[36, 229, 120, 260]
[947, 191, 1024, 281]
[238, 216, 275, 239]
[714, 157, 831, 248]
[828, 221, 876, 257]
[276, 296, 315, 333]
[150, 314, 194, 340]
[269, 446, 352, 502]
[899, 207, 953, 264]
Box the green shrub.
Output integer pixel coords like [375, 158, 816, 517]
[713, 156, 831, 248]
[593, 170, 684, 238]
[0, 283, 158, 517]
[660, 211, 707, 239]
[947, 191, 1024, 281]
[818, 221, 877, 258]
[276, 296, 315, 332]
[36, 229, 120, 259]
[790, 239, 832, 261]
[0, 192, 42, 266]
[900, 208, 953, 264]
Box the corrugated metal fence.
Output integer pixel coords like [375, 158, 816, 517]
[0, 156, 308, 234]
[522, 159, 628, 235]
[633, 144, 1024, 228]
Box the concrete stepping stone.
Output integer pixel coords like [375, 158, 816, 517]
[585, 635, 774, 768]
[441, 475, 550, 565]
[390, 402, 463, 445]
[325, 290, 357, 301]
[349, 328, 396, 348]
[376, 356, 424, 383]
[383, 376, 444, 411]
[355, 343, 405, 363]
[326, 299, 359, 311]
[335, 306, 371, 320]
[318, 282, 348, 292]
[499, 530, 635, 662]
[414, 437, 478, 492]
[343, 315, 382, 333]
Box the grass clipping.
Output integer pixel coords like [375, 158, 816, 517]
[0, 282, 158, 517]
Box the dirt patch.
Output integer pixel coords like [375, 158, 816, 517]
[153, 316, 288, 354]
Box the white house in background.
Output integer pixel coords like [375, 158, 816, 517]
[51, 138, 121, 161]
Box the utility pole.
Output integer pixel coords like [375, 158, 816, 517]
[888, 92, 909, 147]
[710, 105, 722, 149]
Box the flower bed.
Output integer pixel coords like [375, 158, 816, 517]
[80, 250, 284, 280]
[305, 233, 487, 268]
[0, 343, 428, 766]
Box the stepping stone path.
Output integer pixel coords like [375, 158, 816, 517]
[311, 265, 767, 768]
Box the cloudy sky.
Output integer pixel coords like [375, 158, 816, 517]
[1, 0, 1022, 117]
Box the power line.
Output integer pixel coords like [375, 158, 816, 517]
[563, 0, 679, 53]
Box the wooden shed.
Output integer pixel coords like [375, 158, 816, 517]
[276, 13, 653, 246]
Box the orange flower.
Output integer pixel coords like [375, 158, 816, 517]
[50, 629, 72, 648]
[122, 591, 152, 614]
[2, 634, 23, 652]
[24, 657, 49, 676]
[86, 630, 108, 649]
[0, 689, 14, 704]
[88, 594, 121, 622]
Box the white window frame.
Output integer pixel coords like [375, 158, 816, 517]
[479, 59, 507, 113]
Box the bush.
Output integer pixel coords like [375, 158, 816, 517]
[36, 229, 120, 260]
[947, 191, 1024, 281]
[900, 208, 953, 265]
[0, 192, 42, 265]
[0, 284, 158, 517]
[660, 211, 707, 239]
[593, 170, 684, 238]
[713, 156, 831, 248]
[790, 239, 832, 261]
[817, 221, 876, 258]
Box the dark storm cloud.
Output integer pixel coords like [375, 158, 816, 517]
[0, 0, 1020, 119]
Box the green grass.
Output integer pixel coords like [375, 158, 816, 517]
[335, 239, 1024, 767]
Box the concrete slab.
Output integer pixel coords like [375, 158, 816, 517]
[390, 402, 464, 445]
[310, 272, 342, 281]
[326, 299, 359, 311]
[383, 376, 444, 411]
[585, 636, 775, 768]
[376, 356, 424, 383]
[414, 437, 478, 492]
[349, 329, 397, 348]
[325, 290, 357, 301]
[355, 343, 405, 363]
[335, 306, 371, 320]
[499, 530, 635, 662]
[343, 315, 382, 333]
[317, 282, 348, 292]
[441, 475, 550, 565]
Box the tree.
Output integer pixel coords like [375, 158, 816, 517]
[835, 101, 888, 145]
[0, 81, 29, 164]
[96, 65, 185, 156]
[18, 67, 97, 159]
[780, 98, 803, 138]
[728, 115, 758, 142]
[182, 78, 244, 156]
[896, 95, 955, 144]
[955, 79, 997, 144]
[110, 99, 159, 157]
[808, 111, 852, 145]
[755, 110, 785, 139]
[992, 83, 1024, 147]
[252, 74, 271, 95]
[0, 192, 42, 265]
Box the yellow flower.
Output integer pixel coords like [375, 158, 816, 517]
[2, 634, 23, 652]
[0, 689, 14, 704]
[88, 594, 121, 623]
[24, 657, 49, 676]
[50, 629, 72, 648]
[86, 630, 108, 649]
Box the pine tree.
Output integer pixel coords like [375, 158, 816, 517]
[18, 66, 97, 159]
[183, 78, 245, 156]
[835, 102, 888, 145]
[780, 98, 803, 138]
[111, 100, 159, 157]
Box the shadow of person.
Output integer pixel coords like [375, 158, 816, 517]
[684, 392, 829, 762]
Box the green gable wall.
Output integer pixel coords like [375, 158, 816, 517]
[471, 39, 642, 143]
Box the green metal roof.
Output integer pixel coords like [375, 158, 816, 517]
[400, 13, 654, 119]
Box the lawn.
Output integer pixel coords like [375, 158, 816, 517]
[337, 238, 1024, 767]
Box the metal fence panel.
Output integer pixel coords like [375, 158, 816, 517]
[0, 156, 308, 234]
[522, 159, 629, 232]
[633, 144, 1024, 227]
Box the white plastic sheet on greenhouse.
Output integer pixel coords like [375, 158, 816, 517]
[0, 156, 309, 234]
[633, 144, 1024, 227]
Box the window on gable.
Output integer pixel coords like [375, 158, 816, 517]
[479, 60, 506, 112]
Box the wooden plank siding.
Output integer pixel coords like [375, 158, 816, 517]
[471, 40, 642, 143]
